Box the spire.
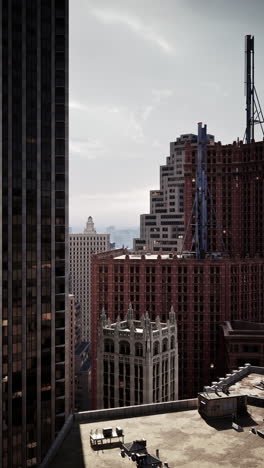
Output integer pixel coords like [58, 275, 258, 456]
[84, 216, 96, 234]
[140, 312, 145, 328]
[169, 305, 176, 324]
[116, 314, 121, 328]
[155, 315, 161, 329]
[144, 311, 152, 337]
[100, 306, 107, 327]
[126, 303, 134, 323]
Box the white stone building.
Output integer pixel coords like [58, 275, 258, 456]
[69, 217, 110, 340]
[97, 304, 178, 409]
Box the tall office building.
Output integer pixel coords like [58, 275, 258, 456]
[69, 217, 110, 340]
[133, 133, 214, 252]
[0, 1, 69, 466]
[184, 139, 264, 257]
[135, 132, 264, 258]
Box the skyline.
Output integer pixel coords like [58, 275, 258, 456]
[69, 0, 264, 230]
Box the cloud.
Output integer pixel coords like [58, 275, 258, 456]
[69, 100, 88, 111]
[69, 138, 106, 159]
[152, 89, 173, 100]
[91, 8, 175, 55]
[142, 88, 173, 121]
[127, 112, 145, 143]
[69, 188, 151, 227]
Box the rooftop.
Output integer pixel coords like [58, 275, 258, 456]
[114, 254, 173, 260]
[49, 404, 264, 467]
[230, 373, 264, 398]
[205, 365, 264, 401]
[221, 321, 264, 337]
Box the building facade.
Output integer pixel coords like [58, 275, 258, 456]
[91, 250, 264, 406]
[134, 132, 264, 259]
[97, 305, 178, 409]
[0, 1, 69, 466]
[133, 133, 214, 252]
[69, 217, 110, 340]
[184, 139, 264, 257]
[75, 341, 90, 411]
[68, 295, 77, 413]
[219, 321, 264, 373]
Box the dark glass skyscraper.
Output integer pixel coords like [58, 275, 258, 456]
[0, 1, 69, 466]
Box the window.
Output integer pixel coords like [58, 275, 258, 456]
[135, 342, 143, 357]
[153, 341, 159, 356]
[162, 338, 168, 352]
[104, 339, 114, 353]
[171, 336, 175, 350]
[119, 341, 130, 355]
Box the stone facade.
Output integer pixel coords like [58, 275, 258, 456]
[97, 305, 178, 409]
[69, 217, 110, 340]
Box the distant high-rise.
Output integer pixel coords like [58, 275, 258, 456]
[134, 133, 214, 252]
[69, 217, 110, 340]
[0, 1, 69, 466]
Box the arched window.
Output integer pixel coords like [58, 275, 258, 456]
[104, 339, 114, 353]
[119, 341, 130, 355]
[135, 342, 143, 357]
[170, 335, 175, 350]
[162, 338, 168, 353]
[153, 341, 160, 356]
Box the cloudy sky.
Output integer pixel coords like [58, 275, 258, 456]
[69, 0, 264, 232]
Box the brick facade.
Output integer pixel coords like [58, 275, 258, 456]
[184, 140, 264, 256]
[91, 251, 264, 406]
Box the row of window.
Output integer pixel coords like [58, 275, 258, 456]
[104, 337, 175, 355]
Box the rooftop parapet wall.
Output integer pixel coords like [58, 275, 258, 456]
[75, 398, 198, 423]
[204, 363, 264, 393]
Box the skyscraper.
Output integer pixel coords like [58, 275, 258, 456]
[0, 1, 69, 466]
[69, 217, 110, 340]
[133, 133, 214, 253]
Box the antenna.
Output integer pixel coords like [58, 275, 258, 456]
[244, 35, 264, 143]
[180, 123, 226, 258]
[195, 123, 208, 259]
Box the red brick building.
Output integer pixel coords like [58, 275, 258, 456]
[219, 321, 264, 373]
[91, 251, 264, 407]
[184, 140, 264, 256]
[91, 138, 264, 408]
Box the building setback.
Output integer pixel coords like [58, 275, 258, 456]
[219, 321, 264, 373]
[135, 134, 264, 258]
[69, 217, 110, 341]
[134, 133, 214, 252]
[97, 304, 178, 409]
[0, 1, 69, 466]
[91, 250, 264, 406]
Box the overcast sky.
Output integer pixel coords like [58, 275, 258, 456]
[69, 0, 264, 232]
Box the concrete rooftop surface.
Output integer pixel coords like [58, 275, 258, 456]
[50, 405, 264, 468]
[230, 373, 264, 398]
